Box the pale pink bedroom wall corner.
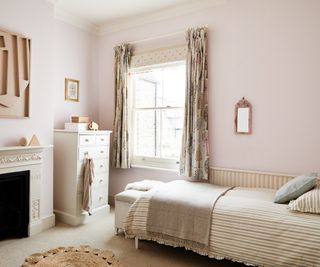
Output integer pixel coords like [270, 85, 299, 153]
[54, 20, 99, 129]
[98, 0, 320, 197]
[0, 0, 55, 217]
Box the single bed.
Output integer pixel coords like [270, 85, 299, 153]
[124, 182, 320, 267]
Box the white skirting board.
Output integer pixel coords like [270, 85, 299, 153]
[29, 214, 55, 236]
[54, 205, 110, 226]
[210, 167, 295, 190]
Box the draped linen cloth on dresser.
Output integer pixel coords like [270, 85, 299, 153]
[82, 158, 94, 215]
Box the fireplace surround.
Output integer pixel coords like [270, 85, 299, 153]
[0, 146, 54, 237]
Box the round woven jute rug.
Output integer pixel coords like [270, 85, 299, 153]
[22, 245, 124, 267]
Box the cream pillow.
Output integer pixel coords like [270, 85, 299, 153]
[288, 184, 320, 214]
[125, 180, 164, 191]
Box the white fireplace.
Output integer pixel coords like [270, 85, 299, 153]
[0, 146, 54, 236]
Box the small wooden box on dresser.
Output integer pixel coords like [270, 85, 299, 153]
[54, 130, 112, 225]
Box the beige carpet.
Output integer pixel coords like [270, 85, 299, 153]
[0, 209, 245, 267]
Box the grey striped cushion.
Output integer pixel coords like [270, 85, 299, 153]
[288, 184, 320, 214]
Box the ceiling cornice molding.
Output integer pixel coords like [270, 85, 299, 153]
[53, 6, 99, 35]
[48, 0, 226, 36]
[98, 0, 226, 36]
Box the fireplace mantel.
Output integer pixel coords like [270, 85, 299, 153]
[0, 145, 54, 236]
[0, 145, 47, 151]
[0, 146, 45, 168]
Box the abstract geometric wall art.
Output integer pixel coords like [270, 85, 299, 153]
[0, 29, 30, 118]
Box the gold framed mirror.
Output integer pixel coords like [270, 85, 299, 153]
[235, 97, 252, 134]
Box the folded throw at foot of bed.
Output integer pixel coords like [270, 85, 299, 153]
[146, 180, 232, 246]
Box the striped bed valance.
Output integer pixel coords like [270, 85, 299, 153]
[130, 45, 187, 68]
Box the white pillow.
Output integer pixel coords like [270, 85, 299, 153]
[288, 183, 320, 214]
[125, 180, 164, 191]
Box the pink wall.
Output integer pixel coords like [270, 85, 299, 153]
[1, 0, 319, 208]
[0, 0, 100, 219]
[98, 0, 320, 197]
[0, 0, 54, 217]
[53, 20, 99, 129]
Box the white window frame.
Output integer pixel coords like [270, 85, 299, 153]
[129, 61, 186, 171]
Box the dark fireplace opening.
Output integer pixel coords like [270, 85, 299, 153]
[0, 170, 29, 240]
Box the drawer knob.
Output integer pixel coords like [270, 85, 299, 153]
[99, 179, 103, 183]
[99, 196, 103, 200]
[100, 164, 104, 168]
[85, 139, 89, 142]
[100, 150, 104, 153]
[101, 138, 104, 141]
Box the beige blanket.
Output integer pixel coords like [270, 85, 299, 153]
[146, 180, 231, 246]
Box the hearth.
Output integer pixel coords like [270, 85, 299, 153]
[0, 170, 29, 240]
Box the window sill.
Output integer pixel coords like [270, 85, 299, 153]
[131, 164, 179, 173]
[131, 157, 179, 172]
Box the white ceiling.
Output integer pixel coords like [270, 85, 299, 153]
[51, 0, 198, 26]
[49, 0, 223, 34]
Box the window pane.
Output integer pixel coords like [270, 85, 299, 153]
[131, 62, 186, 164]
[134, 76, 157, 108]
[132, 63, 185, 109]
[160, 109, 184, 159]
[134, 110, 160, 157]
[161, 65, 185, 108]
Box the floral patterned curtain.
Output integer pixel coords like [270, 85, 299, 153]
[111, 44, 132, 168]
[180, 27, 209, 180]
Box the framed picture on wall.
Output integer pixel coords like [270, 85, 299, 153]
[65, 78, 79, 102]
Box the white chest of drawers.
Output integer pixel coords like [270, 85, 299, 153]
[53, 130, 112, 225]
